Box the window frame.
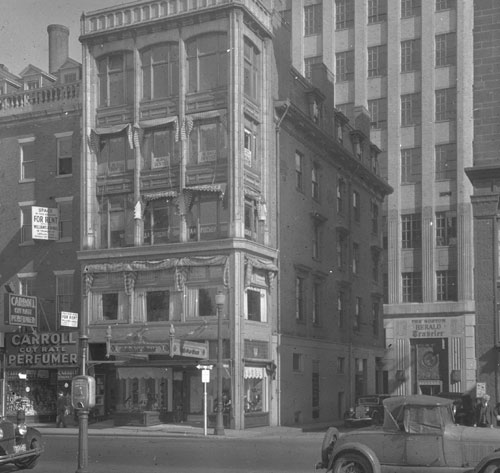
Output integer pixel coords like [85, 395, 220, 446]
[55, 197, 73, 241]
[245, 287, 267, 323]
[368, 45, 387, 78]
[295, 151, 304, 192]
[55, 132, 73, 176]
[368, 0, 387, 24]
[401, 147, 422, 183]
[55, 271, 74, 326]
[368, 98, 387, 129]
[435, 211, 457, 246]
[19, 203, 34, 244]
[401, 39, 421, 73]
[305, 3, 323, 36]
[402, 213, 422, 249]
[401, 93, 421, 127]
[19, 137, 36, 181]
[402, 272, 423, 302]
[436, 270, 457, 301]
[141, 42, 179, 101]
[97, 51, 134, 107]
[335, 0, 354, 29]
[435, 143, 457, 180]
[435, 88, 456, 122]
[295, 276, 306, 322]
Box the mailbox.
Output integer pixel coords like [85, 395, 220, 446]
[71, 375, 96, 410]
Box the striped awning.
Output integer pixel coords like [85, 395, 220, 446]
[139, 116, 178, 129]
[94, 123, 129, 135]
[143, 190, 178, 202]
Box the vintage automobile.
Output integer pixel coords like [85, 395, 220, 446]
[436, 392, 476, 426]
[343, 395, 390, 428]
[317, 395, 500, 473]
[0, 415, 43, 470]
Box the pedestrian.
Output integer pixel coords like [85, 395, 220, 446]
[56, 391, 68, 428]
[475, 394, 496, 428]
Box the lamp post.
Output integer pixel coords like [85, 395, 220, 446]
[214, 290, 225, 435]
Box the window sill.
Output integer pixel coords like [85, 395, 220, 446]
[56, 174, 73, 179]
[19, 179, 35, 184]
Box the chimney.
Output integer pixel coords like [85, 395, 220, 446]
[47, 24, 69, 75]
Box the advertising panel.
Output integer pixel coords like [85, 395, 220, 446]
[7, 294, 37, 327]
[32, 206, 59, 240]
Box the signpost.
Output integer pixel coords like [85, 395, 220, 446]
[197, 364, 213, 436]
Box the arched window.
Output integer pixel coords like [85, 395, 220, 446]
[186, 33, 228, 93]
[97, 52, 134, 107]
[141, 43, 179, 100]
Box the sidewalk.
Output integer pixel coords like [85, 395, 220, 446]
[32, 419, 333, 439]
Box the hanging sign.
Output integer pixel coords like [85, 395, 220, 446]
[7, 294, 37, 327]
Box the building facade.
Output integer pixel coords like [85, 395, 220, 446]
[0, 25, 82, 421]
[281, 0, 476, 396]
[78, 0, 390, 429]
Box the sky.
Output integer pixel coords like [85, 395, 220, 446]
[0, 0, 130, 75]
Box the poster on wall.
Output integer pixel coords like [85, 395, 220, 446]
[32, 206, 59, 240]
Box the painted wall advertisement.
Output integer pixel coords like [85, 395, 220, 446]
[5, 332, 78, 369]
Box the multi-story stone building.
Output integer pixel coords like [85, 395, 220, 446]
[78, 0, 390, 429]
[281, 0, 476, 396]
[0, 25, 82, 421]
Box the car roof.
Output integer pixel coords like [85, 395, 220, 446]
[383, 394, 454, 410]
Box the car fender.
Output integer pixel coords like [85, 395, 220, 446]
[329, 441, 382, 473]
[471, 449, 500, 473]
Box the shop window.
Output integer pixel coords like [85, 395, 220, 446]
[187, 194, 229, 241]
[188, 120, 227, 164]
[186, 33, 228, 93]
[99, 194, 135, 248]
[56, 134, 73, 176]
[97, 135, 134, 175]
[244, 367, 267, 413]
[97, 52, 134, 107]
[147, 290, 170, 322]
[187, 287, 222, 318]
[246, 288, 266, 322]
[141, 42, 179, 100]
[143, 200, 180, 244]
[143, 127, 179, 170]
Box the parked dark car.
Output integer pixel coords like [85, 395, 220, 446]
[0, 415, 43, 470]
[343, 394, 390, 428]
[317, 395, 500, 473]
[436, 391, 475, 426]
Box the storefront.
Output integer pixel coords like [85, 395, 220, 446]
[4, 331, 79, 422]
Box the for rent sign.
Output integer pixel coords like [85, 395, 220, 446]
[7, 294, 37, 327]
[32, 206, 59, 240]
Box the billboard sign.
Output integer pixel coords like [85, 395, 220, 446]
[32, 206, 59, 240]
[7, 294, 37, 327]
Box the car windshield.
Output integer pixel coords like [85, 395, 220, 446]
[384, 403, 453, 432]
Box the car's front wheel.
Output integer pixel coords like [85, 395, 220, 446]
[333, 452, 372, 473]
[14, 431, 41, 470]
[484, 461, 500, 473]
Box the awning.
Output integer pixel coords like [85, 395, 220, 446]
[139, 116, 178, 129]
[117, 367, 168, 379]
[143, 190, 178, 202]
[94, 123, 129, 135]
[244, 366, 265, 379]
[184, 183, 226, 196]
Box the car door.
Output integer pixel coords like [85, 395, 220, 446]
[404, 406, 445, 467]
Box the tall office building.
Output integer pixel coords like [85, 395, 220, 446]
[281, 0, 475, 395]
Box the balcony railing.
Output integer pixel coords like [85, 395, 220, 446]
[81, 0, 271, 36]
[0, 82, 81, 115]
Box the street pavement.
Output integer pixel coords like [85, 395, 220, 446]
[32, 418, 335, 440]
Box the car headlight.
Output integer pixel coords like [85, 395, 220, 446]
[17, 424, 27, 436]
[0, 428, 4, 440]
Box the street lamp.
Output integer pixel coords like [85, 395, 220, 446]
[214, 290, 226, 435]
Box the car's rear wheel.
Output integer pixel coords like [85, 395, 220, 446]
[484, 461, 500, 473]
[333, 452, 372, 473]
[14, 431, 41, 470]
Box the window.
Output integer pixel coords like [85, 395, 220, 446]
[312, 282, 321, 325]
[371, 201, 379, 234]
[368, 98, 387, 129]
[99, 195, 134, 248]
[368, 45, 387, 77]
[401, 0, 421, 18]
[296, 276, 305, 322]
[244, 38, 260, 101]
[436, 33, 456, 67]
[402, 272, 422, 302]
[312, 163, 320, 200]
[312, 220, 322, 259]
[143, 200, 180, 244]
[402, 213, 421, 249]
[337, 357, 345, 374]
[147, 290, 170, 322]
[98, 134, 134, 175]
[19, 138, 35, 181]
[245, 198, 261, 241]
[305, 4, 322, 36]
[295, 151, 304, 191]
[352, 242, 360, 274]
[372, 301, 380, 335]
[435, 88, 456, 121]
[56, 134, 72, 176]
[436, 211, 457, 246]
[336, 51, 354, 82]
[27, 80, 39, 90]
[244, 129, 254, 166]
[63, 72, 77, 83]
[188, 120, 228, 164]
[337, 232, 347, 270]
[141, 43, 179, 100]
[19, 275, 35, 296]
[337, 291, 345, 328]
[56, 198, 73, 240]
[97, 52, 134, 107]
[246, 288, 266, 322]
[372, 250, 380, 282]
[187, 194, 229, 241]
[436, 0, 455, 12]
[293, 353, 303, 372]
[20, 205, 32, 243]
[312, 360, 320, 418]
[279, 1, 292, 25]
[401, 39, 421, 72]
[401, 93, 421, 126]
[56, 272, 74, 320]
[337, 178, 346, 213]
[353, 191, 360, 221]
[435, 143, 456, 180]
[437, 270, 457, 301]
[336, 0, 354, 29]
[401, 148, 421, 183]
[304, 56, 322, 83]
[143, 127, 179, 170]
[368, 0, 387, 23]
[186, 33, 228, 93]
[102, 293, 119, 320]
[354, 297, 362, 330]
[187, 287, 221, 317]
